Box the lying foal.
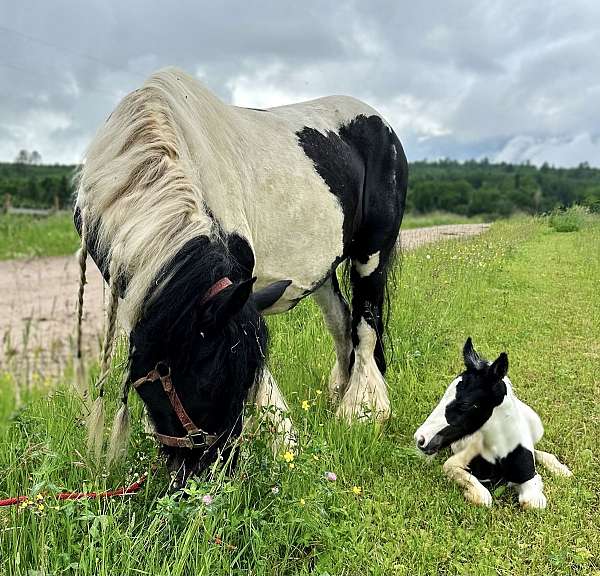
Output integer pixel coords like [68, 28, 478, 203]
[414, 338, 572, 509]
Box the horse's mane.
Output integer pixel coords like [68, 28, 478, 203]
[74, 68, 224, 327]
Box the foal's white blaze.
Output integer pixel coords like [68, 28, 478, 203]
[354, 252, 380, 278]
[414, 376, 461, 448]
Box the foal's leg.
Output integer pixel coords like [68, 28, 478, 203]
[313, 274, 352, 400]
[248, 368, 296, 453]
[443, 434, 493, 507]
[534, 450, 573, 477]
[336, 248, 392, 422]
[516, 474, 547, 509]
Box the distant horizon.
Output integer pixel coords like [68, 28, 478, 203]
[2, 156, 599, 170]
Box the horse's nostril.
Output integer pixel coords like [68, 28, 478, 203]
[417, 435, 426, 448]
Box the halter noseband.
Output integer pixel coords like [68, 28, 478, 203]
[132, 277, 233, 450]
[132, 362, 218, 449]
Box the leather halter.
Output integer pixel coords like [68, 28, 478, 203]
[131, 277, 232, 450]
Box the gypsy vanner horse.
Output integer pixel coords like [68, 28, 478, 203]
[74, 67, 407, 484]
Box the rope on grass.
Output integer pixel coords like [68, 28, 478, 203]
[0, 474, 147, 507]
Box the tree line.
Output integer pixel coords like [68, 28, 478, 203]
[1, 159, 599, 215]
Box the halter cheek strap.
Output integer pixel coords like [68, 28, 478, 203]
[199, 277, 233, 305]
[132, 364, 218, 450]
[131, 277, 233, 450]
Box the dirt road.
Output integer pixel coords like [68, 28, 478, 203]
[0, 223, 489, 372]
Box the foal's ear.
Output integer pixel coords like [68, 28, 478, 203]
[251, 279, 292, 312]
[489, 352, 509, 381]
[463, 337, 484, 370]
[200, 277, 255, 326]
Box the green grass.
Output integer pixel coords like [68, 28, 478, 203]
[0, 213, 79, 260]
[402, 211, 486, 229]
[1, 217, 599, 575]
[0, 212, 483, 263]
[548, 205, 590, 233]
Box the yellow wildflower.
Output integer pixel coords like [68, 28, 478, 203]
[352, 486, 362, 495]
[299, 498, 306, 506]
[283, 451, 294, 463]
[315, 389, 322, 396]
[288, 462, 295, 469]
[301, 400, 310, 411]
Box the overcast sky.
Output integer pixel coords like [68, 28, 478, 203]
[1, 1, 599, 166]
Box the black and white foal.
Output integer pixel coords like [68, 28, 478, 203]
[414, 338, 572, 509]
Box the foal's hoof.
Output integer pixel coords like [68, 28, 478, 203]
[464, 485, 493, 507]
[552, 462, 573, 477]
[520, 492, 547, 510]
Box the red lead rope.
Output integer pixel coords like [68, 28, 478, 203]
[0, 474, 147, 507]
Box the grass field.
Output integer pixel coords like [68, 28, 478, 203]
[0, 212, 484, 261]
[0, 217, 599, 575]
[401, 211, 486, 229]
[0, 213, 78, 260]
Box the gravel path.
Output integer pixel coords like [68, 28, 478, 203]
[0, 223, 490, 372]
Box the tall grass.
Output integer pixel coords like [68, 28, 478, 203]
[0, 217, 599, 575]
[548, 205, 589, 233]
[0, 213, 79, 260]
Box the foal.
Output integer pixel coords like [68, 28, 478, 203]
[414, 338, 572, 509]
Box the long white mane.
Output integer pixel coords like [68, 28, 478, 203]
[75, 68, 235, 327]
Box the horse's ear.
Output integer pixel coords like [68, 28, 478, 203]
[200, 277, 255, 326]
[463, 337, 483, 370]
[489, 352, 508, 381]
[251, 279, 292, 312]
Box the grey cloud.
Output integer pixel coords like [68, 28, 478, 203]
[0, 0, 599, 166]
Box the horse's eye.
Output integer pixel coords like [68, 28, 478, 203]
[472, 403, 479, 409]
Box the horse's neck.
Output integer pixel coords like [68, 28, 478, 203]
[480, 383, 526, 459]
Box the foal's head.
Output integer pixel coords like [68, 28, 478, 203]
[414, 338, 509, 455]
[128, 237, 288, 485]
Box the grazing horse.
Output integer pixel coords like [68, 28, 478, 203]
[74, 67, 407, 484]
[414, 338, 572, 509]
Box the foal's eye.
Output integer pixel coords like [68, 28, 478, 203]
[472, 403, 479, 409]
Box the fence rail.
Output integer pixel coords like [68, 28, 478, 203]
[3, 193, 63, 216]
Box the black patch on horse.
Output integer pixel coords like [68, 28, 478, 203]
[129, 235, 268, 483]
[226, 232, 255, 280]
[296, 125, 365, 251]
[297, 115, 407, 375]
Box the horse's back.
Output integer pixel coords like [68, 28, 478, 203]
[78, 68, 407, 316]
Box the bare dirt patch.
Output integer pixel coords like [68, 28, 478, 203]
[0, 223, 490, 372]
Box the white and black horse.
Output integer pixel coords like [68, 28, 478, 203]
[414, 338, 572, 509]
[74, 67, 407, 483]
